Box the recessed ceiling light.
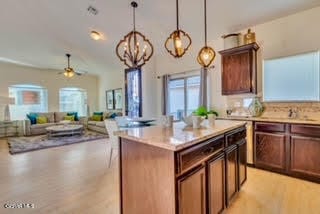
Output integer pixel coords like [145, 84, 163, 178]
[90, 31, 102, 40]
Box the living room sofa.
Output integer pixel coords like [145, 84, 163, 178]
[87, 111, 122, 134]
[24, 112, 85, 136]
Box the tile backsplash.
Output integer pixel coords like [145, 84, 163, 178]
[261, 102, 320, 120]
[226, 96, 320, 120]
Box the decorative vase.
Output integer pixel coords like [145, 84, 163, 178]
[244, 29, 256, 45]
[248, 98, 263, 117]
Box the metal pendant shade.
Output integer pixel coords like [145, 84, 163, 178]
[197, 0, 216, 68]
[165, 0, 192, 58]
[116, 1, 154, 68]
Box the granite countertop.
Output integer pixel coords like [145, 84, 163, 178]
[115, 120, 246, 151]
[218, 116, 320, 125]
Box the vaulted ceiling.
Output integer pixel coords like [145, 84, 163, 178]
[0, 0, 319, 74]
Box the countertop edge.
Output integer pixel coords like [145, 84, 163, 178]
[116, 122, 246, 152]
[217, 116, 320, 125]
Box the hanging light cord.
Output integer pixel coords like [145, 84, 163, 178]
[67, 54, 70, 68]
[176, 0, 179, 30]
[132, 2, 136, 32]
[204, 0, 207, 46]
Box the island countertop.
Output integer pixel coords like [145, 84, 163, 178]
[116, 119, 246, 151]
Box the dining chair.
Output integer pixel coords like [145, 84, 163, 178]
[104, 119, 119, 168]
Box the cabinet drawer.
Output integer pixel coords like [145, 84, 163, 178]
[291, 124, 320, 138]
[255, 122, 285, 132]
[177, 135, 224, 173]
[226, 128, 246, 146]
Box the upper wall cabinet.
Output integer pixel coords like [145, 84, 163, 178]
[219, 43, 260, 95]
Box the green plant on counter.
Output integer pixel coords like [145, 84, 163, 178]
[193, 106, 219, 118]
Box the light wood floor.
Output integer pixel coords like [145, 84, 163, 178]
[1, 138, 320, 214]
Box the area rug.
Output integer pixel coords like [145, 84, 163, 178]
[7, 131, 108, 154]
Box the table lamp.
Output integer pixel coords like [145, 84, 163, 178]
[0, 96, 15, 121]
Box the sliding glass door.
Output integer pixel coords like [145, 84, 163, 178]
[168, 75, 200, 120]
[125, 68, 142, 117]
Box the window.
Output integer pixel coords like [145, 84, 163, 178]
[264, 51, 320, 101]
[59, 88, 87, 116]
[9, 84, 48, 120]
[125, 68, 142, 117]
[169, 75, 200, 120]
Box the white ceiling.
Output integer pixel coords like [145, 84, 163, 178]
[0, 0, 319, 75]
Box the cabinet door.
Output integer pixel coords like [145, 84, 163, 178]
[225, 145, 238, 206]
[222, 51, 252, 95]
[290, 136, 320, 180]
[208, 153, 225, 214]
[255, 132, 286, 172]
[238, 139, 247, 189]
[178, 166, 206, 214]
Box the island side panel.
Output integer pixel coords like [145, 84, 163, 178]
[120, 138, 176, 214]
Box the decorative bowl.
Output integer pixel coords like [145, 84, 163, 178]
[182, 115, 204, 126]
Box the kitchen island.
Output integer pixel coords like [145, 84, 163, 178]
[116, 120, 247, 214]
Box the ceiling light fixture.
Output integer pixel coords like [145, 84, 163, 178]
[63, 54, 75, 78]
[165, 0, 192, 58]
[116, 1, 154, 68]
[197, 0, 216, 68]
[90, 31, 102, 40]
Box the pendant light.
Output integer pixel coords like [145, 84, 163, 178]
[197, 0, 216, 67]
[165, 0, 192, 58]
[64, 54, 75, 78]
[116, 1, 154, 68]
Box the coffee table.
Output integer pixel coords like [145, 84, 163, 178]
[46, 125, 84, 139]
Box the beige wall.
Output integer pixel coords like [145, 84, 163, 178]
[98, 58, 158, 117]
[153, 6, 320, 116]
[0, 62, 99, 119]
[98, 70, 124, 111]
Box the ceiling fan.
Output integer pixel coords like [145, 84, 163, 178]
[59, 54, 87, 78]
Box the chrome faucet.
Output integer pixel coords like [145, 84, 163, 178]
[288, 108, 298, 118]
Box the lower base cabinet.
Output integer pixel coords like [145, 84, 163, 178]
[208, 153, 225, 214]
[238, 139, 247, 189]
[290, 136, 320, 180]
[178, 166, 206, 214]
[225, 145, 238, 206]
[254, 122, 320, 183]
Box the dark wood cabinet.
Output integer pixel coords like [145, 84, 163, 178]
[207, 153, 225, 214]
[237, 139, 247, 189]
[219, 43, 259, 95]
[255, 132, 286, 172]
[225, 145, 238, 206]
[178, 166, 206, 214]
[290, 136, 320, 181]
[254, 122, 320, 183]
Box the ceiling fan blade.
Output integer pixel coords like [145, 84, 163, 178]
[75, 69, 88, 75]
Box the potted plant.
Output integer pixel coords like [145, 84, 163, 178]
[193, 106, 219, 119]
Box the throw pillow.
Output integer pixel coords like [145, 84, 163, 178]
[110, 113, 117, 119]
[64, 115, 75, 121]
[92, 115, 103, 121]
[67, 112, 79, 121]
[27, 113, 38, 125]
[36, 116, 48, 124]
[93, 112, 103, 115]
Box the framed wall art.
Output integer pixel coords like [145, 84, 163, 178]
[106, 90, 114, 110]
[114, 88, 123, 110]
